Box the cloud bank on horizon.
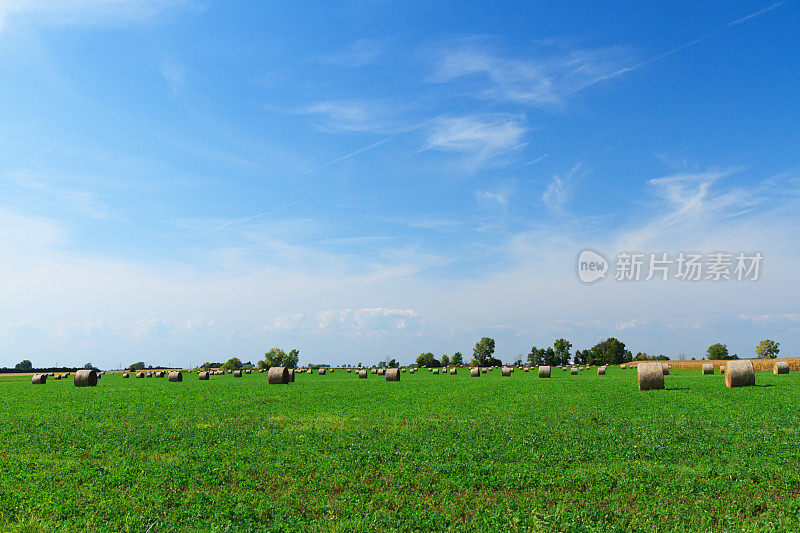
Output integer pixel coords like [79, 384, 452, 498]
[1, 0, 799, 368]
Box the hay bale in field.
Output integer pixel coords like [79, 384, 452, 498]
[501, 367, 511, 377]
[168, 371, 183, 382]
[378, 368, 386, 376]
[661, 364, 669, 375]
[702, 364, 714, 375]
[233, 370, 242, 378]
[481, 368, 487, 374]
[146, 372, 153, 378]
[359, 370, 368, 378]
[620, 365, 626, 369]
[470, 368, 480, 377]
[347, 368, 352, 373]
[720, 366, 725, 374]
[155, 371, 164, 378]
[32, 374, 47, 385]
[54, 374, 61, 380]
[570, 367, 577, 375]
[259, 369, 265, 373]
[318, 368, 326, 375]
[198, 371, 209, 380]
[386, 368, 400, 381]
[450, 368, 457, 375]
[122, 373, 129, 378]
[136, 372, 144, 378]
[725, 360, 755, 388]
[538, 366, 551, 378]
[74, 369, 98, 387]
[637, 362, 664, 391]
[597, 366, 606, 376]
[268, 366, 289, 384]
[402, 368, 406, 372]
[524, 367, 529, 372]
[774, 361, 789, 375]
[433, 368, 439, 375]
[371, 368, 377, 374]
[288, 369, 295, 382]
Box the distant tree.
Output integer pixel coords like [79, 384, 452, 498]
[573, 349, 587, 365]
[128, 361, 146, 372]
[416, 352, 441, 368]
[222, 357, 243, 371]
[387, 358, 398, 368]
[588, 338, 632, 365]
[471, 337, 501, 366]
[527, 346, 544, 366]
[553, 339, 572, 365]
[451, 352, 463, 366]
[706, 343, 731, 360]
[83, 362, 99, 370]
[441, 354, 450, 367]
[755, 339, 780, 359]
[14, 360, 33, 372]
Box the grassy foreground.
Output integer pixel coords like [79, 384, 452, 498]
[2, 368, 800, 532]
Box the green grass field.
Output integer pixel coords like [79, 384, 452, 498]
[2, 367, 800, 532]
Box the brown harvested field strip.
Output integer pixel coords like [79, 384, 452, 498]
[625, 358, 800, 372]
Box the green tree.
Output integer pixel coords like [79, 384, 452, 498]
[527, 346, 543, 366]
[14, 360, 33, 372]
[471, 337, 500, 366]
[416, 352, 441, 367]
[451, 352, 463, 366]
[588, 338, 632, 365]
[441, 354, 450, 367]
[259, 348, 299, 369]
[755, 339, 780, 359]
[222, 357, 243, 371]
[553, 339, 572, 365]
[387, 358, 398, 368]
[128, 361, 145, 372]
[706, 343, 731, 360]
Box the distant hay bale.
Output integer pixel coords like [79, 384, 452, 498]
[359, 370, 368, 378]
[501, 367, 511, 377]
[702, 364, 714, 375]
[402, 368, 407, 372]
[288, 369, 295, 382]
[774, 361, 789, 375]
[410, 368, 416, 374]
[725, 360, 755, 388]
[481, 368, 487, 374]
[433, 368, 439, 375]
[198, 371, 209, 380]
[268, 366, 289, 384]
[371, 368, 377, 374]
[524, 367, 529, 372]
[122, 373, 129, 378]
[620, 365, 626, 369]
[378, 368, 386, 375]
[136, 372, 145, 378]
[597, 366, 606, 376]
[318, 368, 326, 375]
[570, 367, 577, 375]
[661, 364, 669, 375]
[233, 370, 242, 378]
[562, 367, 567, 371]
[146, 372, 153, 377]
[538, 366, 551, 378]
[450, 368, 457, 375]
[155, 371, 164, 378]
[54, 374, 61, 380]
[470, 368, 480, 377]
[347, 368, 352, 373]
[31, 374, 46, 385]
[74, 369, 98, 387]
[167, 371, 183, 382]
[386, 368, 400, 381]
[637, 362, 664, 391]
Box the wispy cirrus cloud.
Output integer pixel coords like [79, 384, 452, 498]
[425, 113, 526, 168]
[542, 163, 583, 212]
[431, 39, 632, 109]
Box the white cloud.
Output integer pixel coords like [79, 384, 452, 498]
[426, 114, 526, 168]
[432, 41, 632, 109]
[0, 0, 187, 31]
[542, 163, 583, 211]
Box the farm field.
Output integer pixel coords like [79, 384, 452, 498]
[2, 367, 800, 532]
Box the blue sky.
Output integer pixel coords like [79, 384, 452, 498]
[1, 1, 799, 368]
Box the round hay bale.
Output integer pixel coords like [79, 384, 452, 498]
[661, 363, 669, 375]
[288, 369, 295, 382]
[637, 362, 664, 391]
[410, 368, 416, 374]
[347, 368, 352, 373]
[720, 366, 725, 374]
[359, 370, 368, 378]
[597, 366, 606, 376]
[470, 368, 480, 377]
[122, 373, 130, 378]
[570, 367, 577, 375]
[318, 368, 326, 375]
[168, 371, 183, 382]
[538, 366, 551, 378]
[54, 374, 61, 380]
[198, 371, 210, 380]
[136, 372, 145, 378]
[155, 371, 164, 378]
[386, 368, 400, 381]
[432, 368, 439, 375]
[146, 372, 153, 377]
[524, 367, 529, 372]
[268, 366, 289, 384]
[620, 364, 626, 369]
[501, 367, 511, 377]
[481, 368, 487, 374]
[259, 369, 265, 373]
[402, 368, 407, 372]
[378, 368, 386, 376]
[702, 364, 714, 375]
[450, 368, 457, 375]
[725, 360, 755, 388]
[233, 370, 242, 378]
[774, 361, 789, 375]
[74, 369, 98, 387]
[371, 368, 377, 374]
[31, 374, 46, 385]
